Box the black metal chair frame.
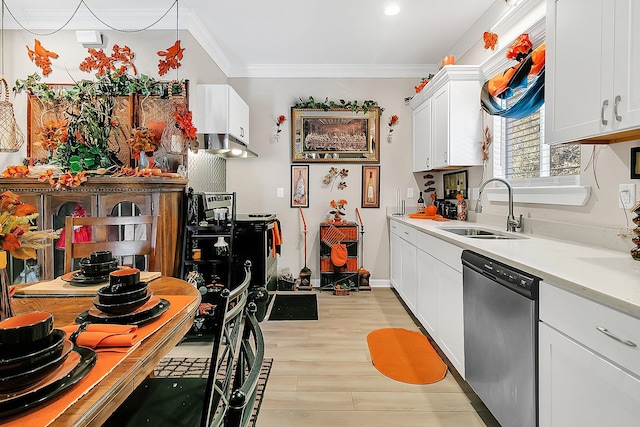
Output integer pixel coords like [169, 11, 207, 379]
[105, 260, 265, 427]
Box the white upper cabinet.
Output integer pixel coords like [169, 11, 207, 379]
[196, 84, 250, 145]
[546, 0, 640, 144]
[410, 66, 483, 171]
[412, 98, 432, 172]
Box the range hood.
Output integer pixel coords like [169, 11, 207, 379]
[198, 133, 258, 158]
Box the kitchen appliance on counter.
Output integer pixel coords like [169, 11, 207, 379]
[462, 250, 540, 427]
[231, 213, 278, 292]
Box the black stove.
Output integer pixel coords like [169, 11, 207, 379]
[232, 213, 278, 291]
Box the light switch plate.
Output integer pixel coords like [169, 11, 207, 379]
[277, 187, 284, 198]
[407, 188, 414, 198]
[619, 183, 636, 209]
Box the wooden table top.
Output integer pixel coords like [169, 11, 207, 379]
[10, 276, 200, 427]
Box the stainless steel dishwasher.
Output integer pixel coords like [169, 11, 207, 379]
[462, 250, 540, 427]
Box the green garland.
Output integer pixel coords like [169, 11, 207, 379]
[293, 96, 384, 113]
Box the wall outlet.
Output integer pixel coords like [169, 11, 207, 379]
[277, 187, 284, 198]
[619, 183, 636, 209]
[407, 188, 414, 198]
[471, 187, 480, 200]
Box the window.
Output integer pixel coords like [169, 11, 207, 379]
[494, 97, 581, 186]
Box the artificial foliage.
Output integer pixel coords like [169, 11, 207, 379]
[294, 96, 383, 113]
[13, 72, 187, 174]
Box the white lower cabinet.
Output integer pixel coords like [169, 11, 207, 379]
[390, 229, 402, 291]
[400, 238, 417, 313]
[435, 261, 464, 376]
[539, 282, 640, 426]
[390, 218, 465, 377]
[416, 250, 437, 337]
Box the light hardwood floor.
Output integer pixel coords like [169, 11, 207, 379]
[170, 288, 499, 427]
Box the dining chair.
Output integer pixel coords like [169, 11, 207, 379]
[104, 261, 265, 427]
[63, 215, 158, 273]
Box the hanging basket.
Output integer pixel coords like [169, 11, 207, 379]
[161, 80, 189, 155]
[0, 77, 25, 153]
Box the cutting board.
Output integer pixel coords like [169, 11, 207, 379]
[407, 213, 450, 221]
[15, 271, 162, 296]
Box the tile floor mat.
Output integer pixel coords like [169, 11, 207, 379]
[154, 357, 273, 426]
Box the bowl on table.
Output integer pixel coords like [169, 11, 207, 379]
[109, 268, 141, 291]
[0, 311, 53, 346]
[79, 250, 118, 277]
[97, 281, 149, 306]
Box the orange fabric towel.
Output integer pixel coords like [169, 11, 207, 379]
[61, 324, 139, 350]
[272, 220, 282, 258]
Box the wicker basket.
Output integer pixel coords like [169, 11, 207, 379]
[0, 78, 25, 152]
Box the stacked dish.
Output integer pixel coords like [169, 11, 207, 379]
[77, 268, 170, 326]
[62, 250, 119, 285]
[0, 312, 96, 417]
[0, 312, 68, 391]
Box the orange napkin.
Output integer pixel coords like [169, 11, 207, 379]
[61, 324, 139, 351]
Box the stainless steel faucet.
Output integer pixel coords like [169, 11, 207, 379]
[476, 178, 523, 232]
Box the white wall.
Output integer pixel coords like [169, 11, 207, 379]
[226, 77, 418, 282]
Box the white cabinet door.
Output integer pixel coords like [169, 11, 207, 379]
[400, 238, 417, 314]
[539, 323, 640, 427]
[390, 230, 402, 291]
[417, 249, 438, 336]
[436, 261, 464, 377]
[412, 99, 432, 172]
[613, 0, 640, 132]
[431, 84, 450, 169]
[546, 0, 611, 144]
[228, 87, 250, 145]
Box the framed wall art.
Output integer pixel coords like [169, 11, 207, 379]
[361, 165, 380, 208]
[291, 165, 309, 208]
[291, 107, 380, 163]
[443, 170, 468, 199]
[632, 146, 640, 179]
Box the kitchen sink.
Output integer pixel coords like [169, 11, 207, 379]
[438, 227, 527, 240]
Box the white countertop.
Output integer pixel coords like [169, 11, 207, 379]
[389, 215, 640, 318]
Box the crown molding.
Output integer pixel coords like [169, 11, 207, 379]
[234, 63, 440, 79]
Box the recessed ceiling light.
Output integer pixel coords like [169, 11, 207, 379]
[384, 4, 400, 16]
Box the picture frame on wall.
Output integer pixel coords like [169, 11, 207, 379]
[443, 170, 468, 199]
[291, 165, 309, 208]
[361, 165, 380, 208]
[290, 107, 381, 164]
[632, 147, 640, 179]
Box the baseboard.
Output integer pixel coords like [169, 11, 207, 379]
[310, 278, 390, 288]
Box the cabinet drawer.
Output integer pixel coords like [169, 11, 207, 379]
[396, 223, 417, 246]
[417, 232, 463, 273]
[540, 282, 640, 378]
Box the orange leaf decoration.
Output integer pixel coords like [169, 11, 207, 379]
[1, 233, 21, 251]
[157, 40, 185, 76]
[483, 32, 498, 50]
[506, 34, 532, 61]
[79, 44, 137, 76]
[26, 39, 58, 76]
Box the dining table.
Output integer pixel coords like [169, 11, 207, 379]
[6, 276, 200, 427]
